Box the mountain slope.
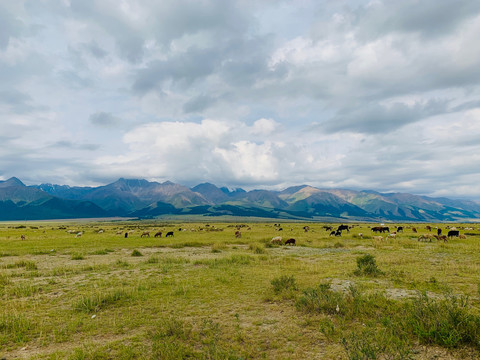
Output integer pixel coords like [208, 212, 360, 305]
[2, 177, 480, 221]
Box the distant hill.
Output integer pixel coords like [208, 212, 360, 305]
[0, 177, 107, 220]
[0, 176, 477, 221]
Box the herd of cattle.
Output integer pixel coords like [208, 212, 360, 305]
[18, 223, 474, 245]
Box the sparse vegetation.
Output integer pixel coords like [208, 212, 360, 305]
[0, 221, 479, 358]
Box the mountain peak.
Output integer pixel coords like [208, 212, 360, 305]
[0, 177, 25, 188]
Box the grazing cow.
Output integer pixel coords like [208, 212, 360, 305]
[116, 230, 123, 235]
[335, 230, 342, 237]
[235, 231, 241, 238]
[373, 236, 383, 241]
[396, 226, 403, 233]
[141, 232, 150, 238]
[459, 234, 467, 239]
[323, 226, 333, 231]
[447, 230, 459, 238]
[277, 228, 283, 231]
[434, 235, 447, 243]
[426, 225, 432, 232]
[75, 232, 82, 238]
[437, 228, 442, 236]
[372, 226, 389, 233]
[412, 227, 417, 233]
[271, 236, 283, 245]
[124, 232, 128, 238]
[358, 233, 363, 238]
[329, 231, 336, 236]
[166, 231, 174, 237]
[154, 231, 162, 238]
[20, 234, 26, 240]
[285, 238, 296, 246]
[337, 224, 349, 232]
[387, 233, 396, 239]
[303, 226, 310, 232]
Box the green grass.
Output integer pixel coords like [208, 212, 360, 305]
[0, 221, 479, 358]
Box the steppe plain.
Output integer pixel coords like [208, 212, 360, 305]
[1, 221, 479, 359]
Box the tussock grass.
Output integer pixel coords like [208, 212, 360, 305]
[248, 242, 265, 254]
[73, 289, 134, 313]
[194, 254, 253, 268]
[0, 313, 31, 344]
[271, 275, 297, 295]
[131, 249, 143, 257]
[71, 253, 85, 260]
[4, 260, 38, 270]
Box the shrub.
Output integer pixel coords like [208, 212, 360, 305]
[297, 283, 345, 315]
[131, 249, 143, 257]
[404, 293, 480, 348]
[354, 254, 383, 276]
[71, 253, 84, 260]
[271, 275, 297, 294]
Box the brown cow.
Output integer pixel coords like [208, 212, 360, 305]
[235, 231, 241, 238]
[434, 235, 447, 242]
[141, 231, 150, 238]
[285, 238, 296, 245]
[154, 231, 162, 238]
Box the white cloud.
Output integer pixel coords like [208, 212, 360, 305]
[1, 0, 480, 200]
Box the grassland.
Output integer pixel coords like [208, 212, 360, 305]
[1, 221, 479, 359]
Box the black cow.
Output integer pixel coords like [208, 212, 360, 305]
[166, 231, 174, 237]
[337, 224, 349, 232]
[437, 228, 442, 236]
[397, 226, 403, 233]
[335, 230, 342, 237]
[447, 230, 459, 238]
[285, 238, 296, 246]
[329, 231, 336, 236]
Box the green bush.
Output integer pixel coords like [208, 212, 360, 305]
[404, 293, 480, 348]
[271, 275, 297, 294]
[297, 283, 345, 315]
[354, 254, 383, 276]
[131, 249, 143, 257]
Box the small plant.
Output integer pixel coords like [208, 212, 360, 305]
[131, 249, 143, 257]
[146, 256, 160, 264]
[354, 254, 383, 276]
[211, 243, 226, 253]
[71, 253, 84, 260]
[73, 289, 133, 313]
[0, 273, 11, 286]
[249, 242, 265, 254]
[271, 275, 298, 294]
[5, 260, 38, 271]
[334, 242, 344, 248]
[297, 283, 345, 315]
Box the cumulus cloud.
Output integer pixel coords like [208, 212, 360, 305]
[2, 0, 480, 199]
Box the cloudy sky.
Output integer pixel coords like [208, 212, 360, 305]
[1, 0, 480, 199]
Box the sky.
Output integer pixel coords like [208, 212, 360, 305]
[1, 0, 480, 199]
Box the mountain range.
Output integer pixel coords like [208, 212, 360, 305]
[0, 177, 479, 222]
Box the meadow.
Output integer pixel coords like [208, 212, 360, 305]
[1, 221, 479, 359]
